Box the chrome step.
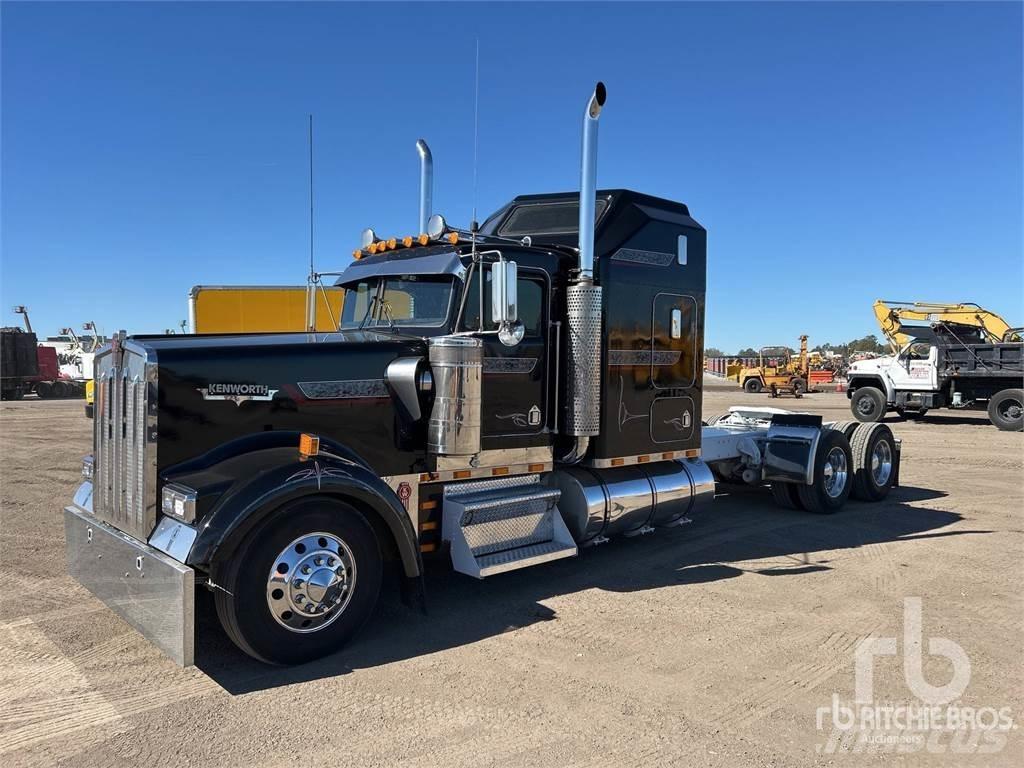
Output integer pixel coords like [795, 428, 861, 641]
[443, 475, 577, 578]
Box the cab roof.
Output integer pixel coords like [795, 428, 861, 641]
[479, 189, 702, 247]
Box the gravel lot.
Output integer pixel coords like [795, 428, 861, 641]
[1, 383, 1022, 767]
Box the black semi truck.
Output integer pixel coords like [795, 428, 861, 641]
[64, 84, 903, 666]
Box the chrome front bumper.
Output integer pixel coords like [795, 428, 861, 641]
[64, 500, 195, 666]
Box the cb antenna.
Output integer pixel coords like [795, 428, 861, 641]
[308, 114, 315, 279]
[471, 37, 480, 236]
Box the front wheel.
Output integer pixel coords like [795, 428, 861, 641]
[791, 377, 807, 395]
[988, 389, 1024, 431]
[214, 497, 383, 665]
[851, 387, 886, 423]
[744, 378, 763, 393]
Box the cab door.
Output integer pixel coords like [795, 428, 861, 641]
[890, 341, 939, 391]
[460, 266, 550, 444]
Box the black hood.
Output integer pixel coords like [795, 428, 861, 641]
[133, 331, 431, 477]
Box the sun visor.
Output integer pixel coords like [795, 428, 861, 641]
[334, 251, 466, 285]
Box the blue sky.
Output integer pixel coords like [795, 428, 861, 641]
[2, 1, 1021, 352]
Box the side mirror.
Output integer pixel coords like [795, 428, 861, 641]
[491, 260, 523, 346]
[491, 260, 518, 325]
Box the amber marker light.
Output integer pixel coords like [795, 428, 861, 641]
[299, 433, 320, 460]
[418, 234, 429, 245]
[446, 232, 459, 245]
[386, 238, 397, 250]
[402, 236, 414, 247]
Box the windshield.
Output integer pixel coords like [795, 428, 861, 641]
[339, 275, 455, 330]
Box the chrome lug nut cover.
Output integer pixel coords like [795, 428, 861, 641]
[823, 446, 849, 499]
[266, 532, 357, 633]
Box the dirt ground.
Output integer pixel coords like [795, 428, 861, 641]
[1, 383, 1022, 767]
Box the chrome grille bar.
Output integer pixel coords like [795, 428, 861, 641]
[125, 373, 137, 521]
[89, 340, 158, 541]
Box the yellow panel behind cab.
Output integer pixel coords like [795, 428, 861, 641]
[189, 286, 344, 334]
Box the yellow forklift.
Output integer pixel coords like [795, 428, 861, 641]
[734, 335, 810, 397]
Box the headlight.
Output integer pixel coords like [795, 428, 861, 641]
[81, 455, 94, 481]
[161, 483, 197, 523]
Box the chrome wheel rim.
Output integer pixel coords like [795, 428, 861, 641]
[871, 439, 892, 486]
[267, 532, 356, 633]
[822, 447, 849, 499]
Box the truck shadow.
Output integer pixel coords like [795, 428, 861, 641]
[197, 485, 978, 695]
[881, 414, 994, 428]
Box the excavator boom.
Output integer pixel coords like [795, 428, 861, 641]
[873, 300, 1021, 351]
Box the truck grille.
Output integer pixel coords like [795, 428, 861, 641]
[92, 342, 158, 541]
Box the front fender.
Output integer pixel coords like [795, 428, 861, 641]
[182, 449, 421, 578]
[848, 374, 894, 403]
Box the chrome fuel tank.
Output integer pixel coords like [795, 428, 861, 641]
[546, 459, 715, 545]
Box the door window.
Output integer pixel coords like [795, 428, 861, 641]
[460, 270, 544, 336]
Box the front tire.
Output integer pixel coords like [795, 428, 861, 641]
[988, 389, 1024, 431]
[214, 497, 383, 665]
[796, 429, 853, 514]
[744, 378, 763, 393]
[791, 377, 807, 395]
[851, 387, 886, 423]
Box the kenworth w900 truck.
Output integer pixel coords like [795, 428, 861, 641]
[64, 84, 902, 666]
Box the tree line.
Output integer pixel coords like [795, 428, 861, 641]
[705, 334, 889, 359]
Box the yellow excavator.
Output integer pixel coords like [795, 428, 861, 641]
[873, 301, 1023, 351]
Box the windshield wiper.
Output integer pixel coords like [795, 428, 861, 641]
[379, 300, 396, 331]
[358, 295, 378, 330]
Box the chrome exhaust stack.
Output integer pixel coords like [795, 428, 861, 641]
[562, 82, 606, 440]
[416, 139, 433, 234]
[577, 82, 605, 281]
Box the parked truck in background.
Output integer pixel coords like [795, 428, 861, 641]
[63, 83, 903, 667]
[0, 327, 39, 400]
[847, 301, 1023, 431]
[3, 308, 93, 400]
